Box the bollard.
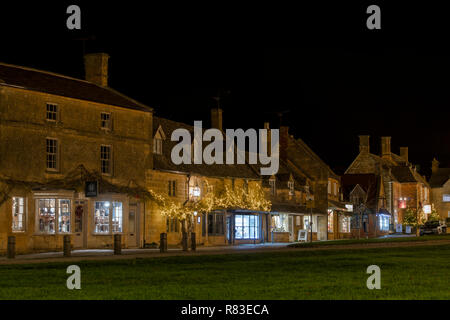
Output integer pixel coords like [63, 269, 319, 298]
[160, 233, 167, 253]
[7, 236, 15, 259]
[191, 232, 196, 251]
[182, 232, 188, 251]
[63, 235, 71, 257]
[114, 234, 122, 255]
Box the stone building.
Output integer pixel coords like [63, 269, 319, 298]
[0, 54, 153, 254]
[273, 126, 348, 241]
[429, 158, 450, 221]
[145, 113, 271, 247]
[344, 135, 431, 235]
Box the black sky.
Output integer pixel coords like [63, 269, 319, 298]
[1, 2, 449, 177]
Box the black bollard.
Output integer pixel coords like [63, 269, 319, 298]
[114, 234, 122, 255]
[7, 236, 15, 259]
[191, 232, 196, 251]
[160, 233, 167, 253]
[63, 235, 71, 257]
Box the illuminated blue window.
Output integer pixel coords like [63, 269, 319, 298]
[235, 214, 259, 239]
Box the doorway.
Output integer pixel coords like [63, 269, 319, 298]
[128, 203, 139, 247]
[73, 200, 87, 248]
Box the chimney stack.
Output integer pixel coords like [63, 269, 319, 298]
[280, 126, 289, 162]
[358, 135, 370, 153]
[399, 147, 409, 163]
[211, 107, 223, 131]
[84, 53, 109, 87]
[381, 136, 391, 160]
[432, 158, 440, 173]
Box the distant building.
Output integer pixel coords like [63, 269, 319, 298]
[429, 158, 450, 221]
[344, 135, 430, 234]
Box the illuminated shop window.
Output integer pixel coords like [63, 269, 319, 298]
[235, 214, 259, 240]
[339, 216, 351, 233]
[37, 198, 70, 234]
[379, 215, 390, 231]
[12, 197, 26, 232]
[94, 201, 123, 234]
[327, 211, 334, 232]
[272, 213, 289, 232]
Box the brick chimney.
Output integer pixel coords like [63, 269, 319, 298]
[399, 147, 408, 163]
[211, 107, 223, 131]
[381, 136, 391, 160]
[84, 53, 109, 87]
[280, 126, 289, 161]
[358, 135, 370, 153]
[432, 158, 440, 173]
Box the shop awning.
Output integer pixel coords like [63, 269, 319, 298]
[328, 200, 347, 211]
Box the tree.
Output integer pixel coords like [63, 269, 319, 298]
[427, 204, 440, 222]
[403, 207, 425, 236]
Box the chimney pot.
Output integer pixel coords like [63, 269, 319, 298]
[399, 147, 409, 163]
[211, 107, 223, 131]
[358, 135, 370, 153]
[381, 136, 391, 160]
[84, 53, 109, 87]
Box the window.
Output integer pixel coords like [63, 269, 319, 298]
[206, 212, 224, 235]
[334, 183, 337, 196]
[46, 138, 58, 171]
[168, 180, 176, 197]
[339, 216, 351, 233]
[288, 181, 294, 196]
[46, 103, 58, 121]
[327, 211, 334, 232]
[295, 215, 301, 226]
[328, 181, 331, 194]
[379, 215, 390, 231]
[37, 199, 71, 234]
[189, 186, 201, 198]
[235, 214, 259, 240]
[269, 179, 276, 196]
[272, 213, 289, 232]
[399, 198, 407, 208]
[443, 194, 450, 202]
[166, 217, 179, 233]
[112, 202, 123, 233]
[12, 197, 26, 232]
[153, 138, 162, 155]
[94, 201, 122, 233]
[101, 145, 112, 174]
[101, 112, 112, 130]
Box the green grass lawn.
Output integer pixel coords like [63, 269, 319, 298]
[288, 234, 450, 248]
[0, 244, 449, 300]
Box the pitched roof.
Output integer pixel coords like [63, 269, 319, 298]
[0, 62, 152, 113]
[341, 173, 380, 208]
[429, 168, 450, 188]
[152, 116, 260, 179]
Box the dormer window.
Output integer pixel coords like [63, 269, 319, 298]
[153, 138, 162, 155]
[101, 112, 112, 131]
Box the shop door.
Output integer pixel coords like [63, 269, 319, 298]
[73, 201, 87, 248]
[317, 216, 327, 241]
[128, 204, 139, 247]
[288, 216, 294, 242]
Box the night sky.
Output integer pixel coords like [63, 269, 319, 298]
[1, 2, 449, 176]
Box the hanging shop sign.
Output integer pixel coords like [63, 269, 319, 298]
[85, 181, 98, 197]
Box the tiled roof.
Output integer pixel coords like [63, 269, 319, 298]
[429, 168, 450, 188]
[0, 63, 152, 113]
[341, 173, 380, 208]
[152, 116, 260, 179]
